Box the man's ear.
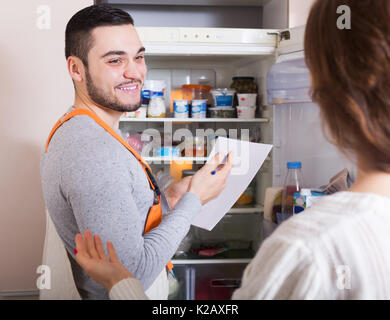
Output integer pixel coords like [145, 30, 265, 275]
[67, 56, 85, 84]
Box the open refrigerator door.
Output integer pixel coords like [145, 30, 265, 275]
[263, 25, 356, 228]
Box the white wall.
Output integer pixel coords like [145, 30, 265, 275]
[0, 0, 92, 295]
[289, 0, 316, 28]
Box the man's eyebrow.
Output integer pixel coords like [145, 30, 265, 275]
[137, 47, 146, 54]
[100, 47, 145, 59]
[101, 50, 127, 59]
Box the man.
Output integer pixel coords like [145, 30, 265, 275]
[40, 5, 232, 300]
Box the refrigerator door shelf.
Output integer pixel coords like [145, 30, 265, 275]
[266, 57, 311, 105]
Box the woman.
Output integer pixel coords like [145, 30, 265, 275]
[75, 0, 390, 299]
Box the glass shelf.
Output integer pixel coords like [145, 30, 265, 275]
[120, 117, 269, 123]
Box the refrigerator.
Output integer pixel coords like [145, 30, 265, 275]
[101, 4, 354, 299]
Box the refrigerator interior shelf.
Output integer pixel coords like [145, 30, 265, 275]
[227, 205, 264, 214]
[144, 156, 208, 163]
[120, 117, 269, 123]
[172, 258, 251, 265]
[143, 157, 270, 163]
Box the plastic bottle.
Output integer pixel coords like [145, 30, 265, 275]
[279, 162, 303, 223]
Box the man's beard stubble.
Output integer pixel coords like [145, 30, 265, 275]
[85, 67, 142, 113]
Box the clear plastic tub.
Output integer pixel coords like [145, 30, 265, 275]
[266, 58, 311, 104]
[182, 84, 212, 103]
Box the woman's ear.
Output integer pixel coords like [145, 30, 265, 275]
[67, 56, 85, 84]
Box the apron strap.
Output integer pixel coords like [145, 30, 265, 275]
[45, 108, 158, 192]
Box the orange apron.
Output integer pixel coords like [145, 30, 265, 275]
[45, 108, 173, 273]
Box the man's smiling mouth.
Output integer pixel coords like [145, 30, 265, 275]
[116, 84, 138, 93]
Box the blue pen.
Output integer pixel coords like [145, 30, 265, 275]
[210, 154, 229, 175]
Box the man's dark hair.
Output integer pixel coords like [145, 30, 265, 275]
[65, 5, 134, 67]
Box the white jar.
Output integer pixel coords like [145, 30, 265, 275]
[148, 96, 166, 118]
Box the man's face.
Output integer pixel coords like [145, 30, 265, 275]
[84, 24, 147, 112]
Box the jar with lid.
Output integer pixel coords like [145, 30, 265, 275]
[147, 92, 166, 118]
[230, 77, 258, 107]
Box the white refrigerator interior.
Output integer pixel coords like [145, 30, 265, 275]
[268, 53, 356, 188]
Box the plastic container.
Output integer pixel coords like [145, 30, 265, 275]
[237, 106, 256, 119]
[143, 80, 165, 94]
[237, 94, 257, 106]
[121, 111, 136, 119]
[293, 189, 326, 213]
[210, 88, 236, 107]
[173, 99, 190, 118]
[191, 99, 207, 118]
[209, 107, 235, 118]
[266, 58, 311, 104]
[279, 162, 304, 224]
[142, 80, 166, 105]
[134, 105, 147, 118]
[147, 93, 166, 118]
[182, 84, 212, 103]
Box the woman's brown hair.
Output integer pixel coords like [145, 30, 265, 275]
[305, 0, 390, 172]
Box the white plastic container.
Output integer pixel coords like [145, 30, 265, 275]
[135, 105, 147, 118]
[237, 94, 257, 106]
[173, 99, 190, 118]
[210, 88, 236, 107]
[122, 111, 136, 119]
[191, 99, 207, 118]
[142, 80, 166, 105]
[143, 80, 166, 93]
[237, 106, 256, 119]
[148, 95, 166, 118]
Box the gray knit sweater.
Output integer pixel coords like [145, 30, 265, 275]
[40, 107, 201, 300]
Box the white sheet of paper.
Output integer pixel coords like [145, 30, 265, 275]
[191, 137, 273, 231]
